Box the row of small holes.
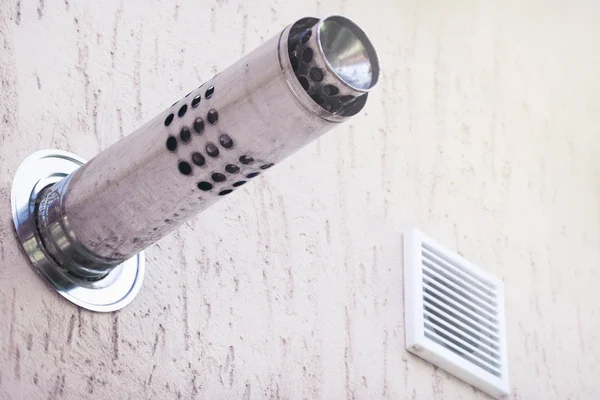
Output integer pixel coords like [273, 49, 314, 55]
[164, 86, 215, 127]
[176, 141, 224, 175]
[197, 170, 262, 194]
[185, 161, 270, 180]
[165, 109, 220, 152]
[176, 146, 276, 180]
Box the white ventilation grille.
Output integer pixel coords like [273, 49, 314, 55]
[404, 229, 509, 399]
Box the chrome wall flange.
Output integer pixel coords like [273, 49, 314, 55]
[10, 150, 145, 312]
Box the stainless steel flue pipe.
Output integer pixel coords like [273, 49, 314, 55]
[11, 16, 380, 311]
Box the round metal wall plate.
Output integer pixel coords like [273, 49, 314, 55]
[11, 150, 145, 312]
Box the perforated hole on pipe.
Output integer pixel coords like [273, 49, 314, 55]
[198, 181, 213, 191]
[180, 127, 191, 143]
[207, 109, 218, 125]
[166, 136, 177, 151]
[178, 161, 192, 175]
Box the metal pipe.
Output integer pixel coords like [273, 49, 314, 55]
[12, 15, 380, 310]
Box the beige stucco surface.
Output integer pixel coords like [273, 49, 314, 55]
[1, 0, 600, 399]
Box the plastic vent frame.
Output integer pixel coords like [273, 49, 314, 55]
[403, 228, 510, 399]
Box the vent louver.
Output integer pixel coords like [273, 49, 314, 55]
[404, 229, 509, 399]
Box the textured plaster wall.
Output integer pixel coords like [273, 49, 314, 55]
[1, 0, 600, 399]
